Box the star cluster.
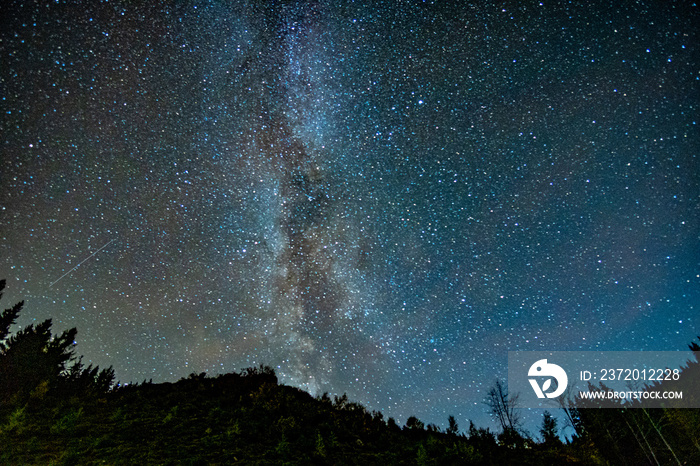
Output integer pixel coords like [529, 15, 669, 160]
[1, 0, 698, 430]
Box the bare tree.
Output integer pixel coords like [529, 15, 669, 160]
[484, 379, 522, 433]
[557, 384, 582, 439]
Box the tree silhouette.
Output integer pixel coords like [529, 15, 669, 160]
[540, 411, 561, 445]
[0, 319, 76, 401]
[0, 279, 113, 405]
[446, 414, 459, 436]
[0, 279, 23, 344]
[484, 379, 522, 433]
[405, 415, 424, 431]
[573, 338, 700, 465]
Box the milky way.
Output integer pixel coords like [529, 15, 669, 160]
[1, 1, 698, 431]
[226, 2, 383, 393]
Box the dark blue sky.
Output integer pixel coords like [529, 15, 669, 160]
[1, 0, 698, 433]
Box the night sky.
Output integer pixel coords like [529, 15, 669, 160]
[1, 0, 698, 433]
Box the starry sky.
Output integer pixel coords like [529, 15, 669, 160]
[1, 0, 698, 432]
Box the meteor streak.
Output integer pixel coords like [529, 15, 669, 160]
[50, 239, 115, 287]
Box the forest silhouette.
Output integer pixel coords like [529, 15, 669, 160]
[1, 279, 698, 464]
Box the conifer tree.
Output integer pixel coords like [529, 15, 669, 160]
[0, 279, 23, 345]
[0, 279, 114, 404]
[540, 411, 560, 445]
[446, 415, 459, 436]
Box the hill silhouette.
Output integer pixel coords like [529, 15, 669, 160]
[1, 280, 698, 464]
[2, 365, 598, 465]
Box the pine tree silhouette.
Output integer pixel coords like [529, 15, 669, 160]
[0, 279, 114, 405]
